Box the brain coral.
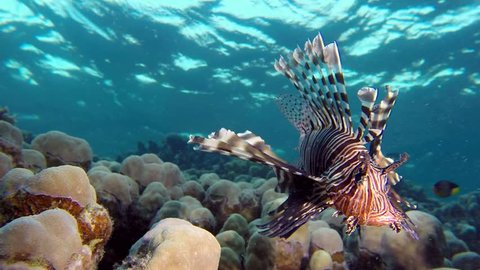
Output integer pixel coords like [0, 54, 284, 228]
[31, 130, 93, 170]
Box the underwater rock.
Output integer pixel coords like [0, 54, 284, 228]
[216, 230, 246, 256]
[150, 196, 216, 232]
[238, 188, 261, 221]
[93, 159, 122, 173]
[20, 149, 46, 173]
[151, 200, 188, 224]
[218, 247, 242, 270]
[121, 154, 184, 188]
[346, 210, 446, 270]
[310, 227, 344, 257]
[451, 251, 480, 270]
[0, 120, 23, 167]
[255, 177, 278, 196]
[132, 182, 170, 221]
[0, 152, 13, 178]
[87, 165, 139, 214]
[2, 165, 96, 207]
[216, 231, 245, 270]
[199, 172, 220, 190]
[0, 107, 16, 125]
[273, 237, 304, 270]
[168, 185, 184, 200]
[220, 213, 250, 239]
[120, 218, 221, 270]
[319, 207, 345, 231]
[31, 130, 93, 170]
[204, 180, 242, 224]
[309, 250, 333, 270]
[444, 230, 469, 258]
[182, 180, 205, 201]
[0, 208, 94, 270]
[0, 165, 112, 265]
[188, 206, 216, 232]
[245, 231, 304, 270]
[244, 232, 275, 270]
[433, 190, 480, 253]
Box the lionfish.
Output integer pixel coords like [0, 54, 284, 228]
[188, 33, 418, 239]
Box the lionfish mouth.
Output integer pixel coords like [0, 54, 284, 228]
[189, 33, 418, 240]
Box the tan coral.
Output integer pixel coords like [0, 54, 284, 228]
[31, 131, 93, 170]
[88, 165, 139, 209]
[0, 165, 112, 265]
[0, 208, 93, 270]
[120, 218, 221, 270]
[20, 149, 47, 173]
[0, 152, 13, 178]
[121, 154, 184, 188]
[0, 120, 23, 167]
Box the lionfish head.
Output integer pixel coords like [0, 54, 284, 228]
[349, 151, 418, 239]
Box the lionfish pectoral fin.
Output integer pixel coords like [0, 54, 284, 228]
[259, 175, 330, 238]
[344, 216, 360, 235]
[390, 189, 417, 210]
[394, 219, 419, 240]
[189, 128, 312, 185]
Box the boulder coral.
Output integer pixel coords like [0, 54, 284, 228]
[121, 154, 184, 187]
[204, 180, 242, 224]
[0, 208, 94, 269]
[0, 120, 23, 167]
[0, 152, 13, 178]
[119, 218, 221, 270]
[0, 165, 112, 265]
[20, 149, 46, 173]
[346, 210, 446, 270]
[87, 165, 139, 219]
[31, 130, 93, 170]
[150, 196, 216, 232]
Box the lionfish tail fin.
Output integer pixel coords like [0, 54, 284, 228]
[274, 33, 352, 133]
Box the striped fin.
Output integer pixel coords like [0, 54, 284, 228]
[259, 175, 330, 238]
[365, 85, 399, 143]
[188, 128, 308, 177]
[365, 85, 401, 184]
[274, 33, 352, 133]
[355, 87, 378, 140]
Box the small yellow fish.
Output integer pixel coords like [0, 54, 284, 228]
[433, 180, 460, 198]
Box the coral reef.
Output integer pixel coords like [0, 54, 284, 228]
[0, 107, 16, 125]
[31, 130, 93, 170]
[0, 209, 94, 269]
[1, 117, 479, 270]
[119, 218, 220, 270]
[0, 166, 112, 269]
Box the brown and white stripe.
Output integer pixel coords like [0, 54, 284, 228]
[189, 33, 417, 239]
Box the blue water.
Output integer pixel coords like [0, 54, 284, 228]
[1, 0, 479, 192]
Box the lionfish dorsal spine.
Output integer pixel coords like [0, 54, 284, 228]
[275, 33, 353, 134]
[355, 87, 378, 141]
